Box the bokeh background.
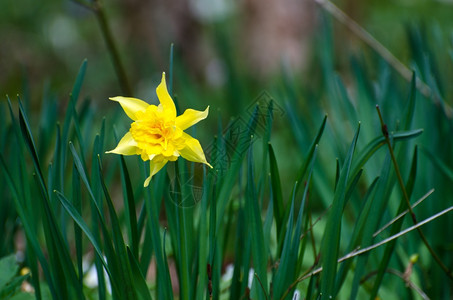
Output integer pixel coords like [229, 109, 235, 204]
[2, 0, 453, 103]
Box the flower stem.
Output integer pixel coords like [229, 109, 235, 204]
[376, 105, 453, 281]
[93, 0, 133, 96]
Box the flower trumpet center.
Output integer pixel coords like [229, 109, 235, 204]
[130, 107, 185, 160]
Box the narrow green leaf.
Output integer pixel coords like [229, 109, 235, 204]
[241, 237, 253, 299]
[161, 228, 173, 300]
[216, 106, 259, 234]
[268, 143, 284, 241]
[70, 143, 101, 214]
[72, 164, 84, 292]
[90, 135, 106, 300]
[229, 195, 247, 300]
[98, 156, 135, 300]
[24, 243, 42, 300]
[289, 148, 317, 294]
[350, 129, 423, 178]
[54, 191, 119, 296]
[349, 155, 393, 299]
[334, 158, 340, 191]
[273, 183, 297, 298]
[343, 169, 363, 210]
[274, 146, 317, 300]
[369, 147, 419, 299]
[0, 153, 52, 299]
[305, 275, 316, 300]
[209, 165, 221, 299]
[295, 115, 327, 194]
[61, 60, 88, 191]
[257, 99, 274, 196]
[126, 247, 152, 300]
[119, 155, 139, 259]
[143, 167, 173, 300]
[246, 148, 268, 299]
[19, 98, 83, 300]
[52, 123, 62, 192]
[6, 96, 32, 207]
[69, 143, 122, 298]
[69, 102, 87, 169]
[334, 176, 380, 292]
[320, 123, 360, 298]
[262, 198, 274, 261]
[195, 169, 210, 300]
[177, 195, 192, 299]
[18, 98, 46, 194]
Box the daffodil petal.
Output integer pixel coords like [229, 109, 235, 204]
[143, 159, 168, 187]
[109, 97, 149, 120]
[179, 132, 212, 168]
[156, 72, 176, 118]
[106, 132, 138, 156]
[176, 106, 209, 130]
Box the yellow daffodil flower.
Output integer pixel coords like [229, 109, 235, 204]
[107, 72, 212, 187]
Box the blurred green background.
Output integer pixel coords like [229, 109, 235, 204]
[2, 0, 453, 103]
